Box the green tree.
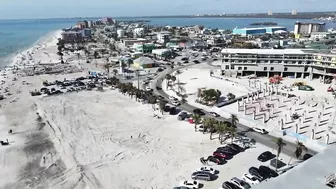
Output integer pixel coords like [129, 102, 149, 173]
[215, 121, 229, 144]
[191, 114, 202, 132]
[273, 137, 286, 172]
[230, 114, 239, 128]
[227, 126, 237, 143]
[165, 74, 171, 90]
[103, 63, 111, 78]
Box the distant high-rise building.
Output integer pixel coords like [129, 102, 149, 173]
[294, 22, 326, 37]
[292, 10, 297, 15]
[268, 10, 273, 16]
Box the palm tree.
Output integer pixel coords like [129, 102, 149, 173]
[103, 63, 111, 78]
[165, 74, 171, 90]
[191, 114, 202, 132]
[215, 121, 228, 144]
[175, 70, 182, 93]
[230, 114, 239, 128]
[273, 137, 286, 171]
[227, 126, 237, 143]
[288, 141, 308, 165]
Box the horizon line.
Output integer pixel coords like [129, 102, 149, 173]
[0, 10, 335, 21]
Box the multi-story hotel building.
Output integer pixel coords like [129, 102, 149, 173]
[221, 49, 336, 81]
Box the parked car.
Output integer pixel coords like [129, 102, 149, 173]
[145, 86, 152, 91]
[196, 166, 216, 175]
[257, 151, 275, 162]
[193, 60, 200, 64]
[213, 151, 230, 159]
[248, 167, 264, 180]
[170, 107, 177, 115]
[179, 180, 199, 189]
[222, 181, 240, 189]
[178, 112, 188, 120]
[217, 147, 238, 155]
[242, 173, 260, 186]
[209, 156, 226, 165]
[191, 171, 215, 181]
[252, 127, 268, 134]
[230, 177, 251, 189]
[226, 144, 245, 152]
[173, 187, 190, 189]
[171, 100, 180, 106]
[193, 108, 205, 116]
[258, 165, 278, 178]
[209, 112, 219, 117]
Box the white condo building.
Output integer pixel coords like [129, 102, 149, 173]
[221, 48, 336, 81]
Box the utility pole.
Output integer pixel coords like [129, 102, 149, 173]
[136, 69, 140, 89]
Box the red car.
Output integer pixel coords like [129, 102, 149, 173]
[213, 152, 227, 159]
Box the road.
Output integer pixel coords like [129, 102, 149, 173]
[152, 62, 318, 158]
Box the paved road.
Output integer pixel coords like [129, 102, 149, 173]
[152, 63, 318, 158]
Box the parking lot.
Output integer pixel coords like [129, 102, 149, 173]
[168, 110, 292, 189]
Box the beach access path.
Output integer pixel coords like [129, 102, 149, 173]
[152, 62, 318, 157]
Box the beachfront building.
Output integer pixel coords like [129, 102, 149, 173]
[61, 31, 83, 43]
[265, 26, 287, 34]
[233, 27, 288, 36]
[132, 43, 156, 53]
[294, 22, 326, 38]
[101, 17, 114, 25]
[152, 49, 173, 60]
[157, 31, 172, 44]
[133, 28, 145, 38]
[133, 57, 155, 68]
[81, 29, 92, 38]
[221, 48, 336, 81]
[233, 28, 266, 36]
[121, 38, 148, 47]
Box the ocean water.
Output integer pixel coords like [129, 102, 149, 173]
[1, 17, 336, 67]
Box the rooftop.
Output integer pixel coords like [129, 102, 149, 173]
[221, 48, 307, 54]
[254, 145, 336, 189]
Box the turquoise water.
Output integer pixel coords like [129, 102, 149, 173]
[0, 17, 336, 67]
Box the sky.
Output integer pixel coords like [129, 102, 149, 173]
[0, 0, 335, 19]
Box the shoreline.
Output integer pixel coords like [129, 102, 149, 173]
[3, 30, 62, 69]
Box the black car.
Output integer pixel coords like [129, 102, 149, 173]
[259, 165, 279, 178]
[248, 167, 264, 180]
[178, 112, 188, 120]
[227, 144, 245, 152]
[193, 108, 205, 116]
[191, 171, 216, 181]
[193, 60, 200, 64]
[222, 181, 240, 189]
[257, 151, 275, 162]
[169, 107, 177, 115]
[217, 147, 238, 155]
[223, 145, 241, 154]
[209, 156, 226, 165]
[173, 187, 189, 189]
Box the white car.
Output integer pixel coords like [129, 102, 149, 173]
[252, 127, 267, 134]
[145, 87, 152, 91]
[171, 100, 180, 106]
[209, 112, 219, 117]
[169, 96, 175, 100]
[179, 180, 199, 189]
[242, 173, 260, 186]
[196, 166, 216, 175]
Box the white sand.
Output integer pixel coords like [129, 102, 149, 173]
[0, 32, 294, 189]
